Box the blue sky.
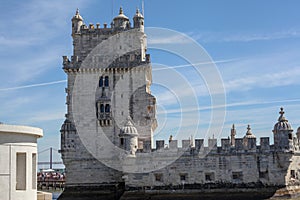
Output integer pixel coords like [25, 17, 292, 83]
[1, 0, 300, 167]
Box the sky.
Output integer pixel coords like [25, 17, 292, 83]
[0, 0, 300, 169]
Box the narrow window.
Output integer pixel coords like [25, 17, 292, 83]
[289, 133, 293, 140]
[99, 76, 103, 87]
[105, 104, 110, 113]
[205, 172, 214, 182]
[16, 153, 26, 190]
[32, 153, 37, 189]
[100, 104, 104, 113]
[155, 174, 163, 182]
[291, 170, 296, 179]
[104, 76, 109, 87]
[120, 138, 124, 145]
[232, 172, 243, 181]
[180, 174, 187, 181]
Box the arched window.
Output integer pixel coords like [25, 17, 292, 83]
[105, 104, 110, 113]
[100, 104, 104, 113]
[104, 76, 109, 87]
[99, 76, 103, 87]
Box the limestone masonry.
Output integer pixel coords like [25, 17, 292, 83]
[59, 8, 300, 199]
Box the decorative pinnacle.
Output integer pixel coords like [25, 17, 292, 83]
[246, 124, 253, 136]
[279, 107, 285, 115]
[278, 107, 287, 122]
[232, 124, 235, 129]
[76, 8, 80, 15]
[119, 7, 123, 14]
[247, 124, 251, 132]
[136, 8, 140, 14]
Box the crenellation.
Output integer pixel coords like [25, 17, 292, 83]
[156, 140, 164, 150]
[260, 137, 270, 151]
[169, 140, 178, 149]
[195, 139, 204, 150]
[182, 139, 190, 149]
[221, 138, 230, 151]
[235, 138, 244, 151]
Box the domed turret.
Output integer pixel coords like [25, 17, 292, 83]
[72, 8, 84, 35]
[120, 117, 138, 136]
[244, 124, 256, 139]
[119, 117, 138, 156]
[273, 107, 293, 133]
[133, 8, 144, 32]
[273, 107, 294, 151]
[113, 7, 130, 30]
[243, 125, 256, 150]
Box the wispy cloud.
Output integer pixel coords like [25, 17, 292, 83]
[26, 110, 65, 123]
[188, 29, 300, 43]
[0, 80, 66, 91]
[152, 58, 239, 71]
[157, 98, 300, 115]
[148, 34, 192, 44]
[224, 66, 300, 92]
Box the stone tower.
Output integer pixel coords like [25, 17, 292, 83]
[273, 107, 294, 151]
[59, 8, 157, 195]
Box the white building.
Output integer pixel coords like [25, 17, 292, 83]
[0, 123, 43, 200]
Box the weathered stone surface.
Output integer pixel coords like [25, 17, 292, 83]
[59, 9, 300, 200]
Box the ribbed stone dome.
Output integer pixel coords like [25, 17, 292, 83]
[72, 8, 83, 21]
[113, 7, 129, 21]
[133, 9, 144, 19]
[244, 124, 256, 139]
[273, 107, 293, 133]
[60, 119, 76, 132]
[120, 117, 138, 136]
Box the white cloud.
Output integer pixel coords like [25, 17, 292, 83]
[0, 80, 66, 91]
[188, 29, 300, 43]
[26, 111, 65, 123]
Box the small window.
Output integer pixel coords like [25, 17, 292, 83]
[232, 172, 243, 181]
[120, 138, 124, 145]
[105, 104, 110, 113]
[289, 133, 293, 140]
[291, 170, 296, 179]
[99, 76, 103, 87]
[155, 174, 163, 182]
[259, 171, 269, 179]
[100, 104, 104, 113]
[205, 172, 214, 181]
[104, 76, 109, 87]
[16, 153, 26, 190]
[180, 174, 187, 181]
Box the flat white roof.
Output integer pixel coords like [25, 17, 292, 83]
[0, 124, 43, 138]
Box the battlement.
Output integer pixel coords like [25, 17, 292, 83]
[137, 136, 277, 155]
[72, 7, 144, 37]
[76, 23, 138, 35]
[62, 53, 150, 71]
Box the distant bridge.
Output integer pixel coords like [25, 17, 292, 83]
[38, 147, 64, 169]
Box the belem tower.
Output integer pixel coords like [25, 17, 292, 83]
[59, 8, 300, 200]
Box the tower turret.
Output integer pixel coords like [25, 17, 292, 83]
[71, 8, 84, 36]
[296, 127, 300, 144]
[119, 117, 139, 157]
[243, 125, 256, 149]
[230, 124, 236, 147]
[112, 7, 130, 30]
[273, 107, 294, 151]
[133, 8, 144, 32]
